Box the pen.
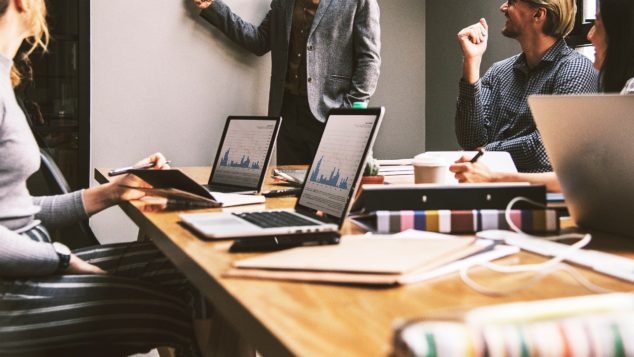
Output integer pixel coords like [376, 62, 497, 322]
[108, 160, 172, 177]
[470, 149, 484, 163]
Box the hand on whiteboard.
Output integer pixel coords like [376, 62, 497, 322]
[193, 0, 214, 10]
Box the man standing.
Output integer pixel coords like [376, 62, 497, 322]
[455, 0, 597, 173]
[192, 0, 381, 164]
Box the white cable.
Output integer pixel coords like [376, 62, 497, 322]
[460, 263, 616, 296]
[460, 196, 618, 296]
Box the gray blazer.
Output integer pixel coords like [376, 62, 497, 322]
[201, 0, 381, 122]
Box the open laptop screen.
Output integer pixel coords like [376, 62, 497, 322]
[210, 117, 280, 189]
[298, 110, 382, 218]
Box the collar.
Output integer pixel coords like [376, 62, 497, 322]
[0, 54, 12, 78]
[513, 38, 570, 74]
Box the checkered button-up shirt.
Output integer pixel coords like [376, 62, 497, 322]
[455, 39, 599, 173]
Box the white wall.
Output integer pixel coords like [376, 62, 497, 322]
[90, 0, 426, 243]
[90, 0, 271, 243]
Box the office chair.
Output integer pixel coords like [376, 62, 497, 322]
[27, 148, 100, 249]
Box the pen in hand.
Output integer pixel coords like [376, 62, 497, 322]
[470, 149, 485, 163]
[108, 160, 172, 177]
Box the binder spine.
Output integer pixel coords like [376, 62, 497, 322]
[376, 210, 559, 234]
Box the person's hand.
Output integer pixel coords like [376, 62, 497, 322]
[457, 18, 489, 61]
[449, 154, 498, 183]
[193, 0, 214, 9]
[66, 254, 106, 275]
[110, 152, 171, 202]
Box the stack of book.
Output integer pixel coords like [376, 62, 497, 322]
[377, 159, 414, 177]
[394, 293, 634, 357]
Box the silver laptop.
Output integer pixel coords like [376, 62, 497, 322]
[205, 116, 282, 194]
[180, 107, 385, 239]
[529, 94, 634, 238]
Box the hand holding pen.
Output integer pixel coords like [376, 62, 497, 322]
[109, 159, 172, 176]
[449, 149, 496, 183]
[469, 148, 485, 163]
[107, 153, 172, 203]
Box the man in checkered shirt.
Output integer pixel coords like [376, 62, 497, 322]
[455, 0, 598, 173]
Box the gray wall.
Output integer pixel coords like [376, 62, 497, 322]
[425, 1, 520, 150]
[89, 0, 426, 243]
[372, 0, 426, 159]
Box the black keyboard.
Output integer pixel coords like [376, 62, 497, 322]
[233, 211, 320, 228]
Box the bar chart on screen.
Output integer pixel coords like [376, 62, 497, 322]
[299, 115, 375, 217]
[212, 120, 276, 187]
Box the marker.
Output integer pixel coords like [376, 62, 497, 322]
[108, 160, 172, 177]
[470, 149, 484, 163]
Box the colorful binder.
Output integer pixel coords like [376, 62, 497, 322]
[360, 209, 559, 234]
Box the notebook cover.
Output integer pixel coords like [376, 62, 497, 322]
[351, 184, 547, 213]
[224, 239, 496, 286]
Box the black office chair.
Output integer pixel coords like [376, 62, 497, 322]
[27, 148, 100, 249]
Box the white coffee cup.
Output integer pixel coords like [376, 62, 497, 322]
[412, 156, 450, 184]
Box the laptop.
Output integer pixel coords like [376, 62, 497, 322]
[529, 94, 634, 238]
[205, 116, 282, 194]
[179, 107, 385, 239]
[132, 116, 282, 197]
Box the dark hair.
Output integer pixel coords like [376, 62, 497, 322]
[600, 0, 634, 92]
[0, 0, 8, 15]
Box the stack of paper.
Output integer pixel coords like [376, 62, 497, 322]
[377, 158, 414, 176]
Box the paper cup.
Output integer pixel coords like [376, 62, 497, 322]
[413, 157, 450, 184]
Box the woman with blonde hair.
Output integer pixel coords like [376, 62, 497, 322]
[0, 1, 237, 355]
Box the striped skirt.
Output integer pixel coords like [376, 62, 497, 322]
[0, 224, 207, 357]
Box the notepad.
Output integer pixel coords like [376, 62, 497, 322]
[120, 185, 265, 208]
[224, 235, 511, 286]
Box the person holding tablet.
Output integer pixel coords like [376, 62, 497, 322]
[0, 1, 249, 355]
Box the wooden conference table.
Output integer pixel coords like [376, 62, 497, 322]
[95, 167, 634, 357]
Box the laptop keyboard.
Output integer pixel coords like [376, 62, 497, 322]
[233, 211, 320, 228]
[204, 185, 241, 193]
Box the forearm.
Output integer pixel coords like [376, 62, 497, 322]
[33, 191, 88, 229]
[199, 0, 271, 56]
[455, 79, 489, 149]
[347, 58, 381, 105]
[494, 172, 560, 193]
[347, 0, 381, 104]
[0, 225, 58, 277]
[462, 57, 482, 85]
[81, 182, 121, 216]
[485, 131, 551, 173]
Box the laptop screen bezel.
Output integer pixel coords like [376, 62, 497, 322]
[208, 116, 282, 192]
[294, 107, 385, 228]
